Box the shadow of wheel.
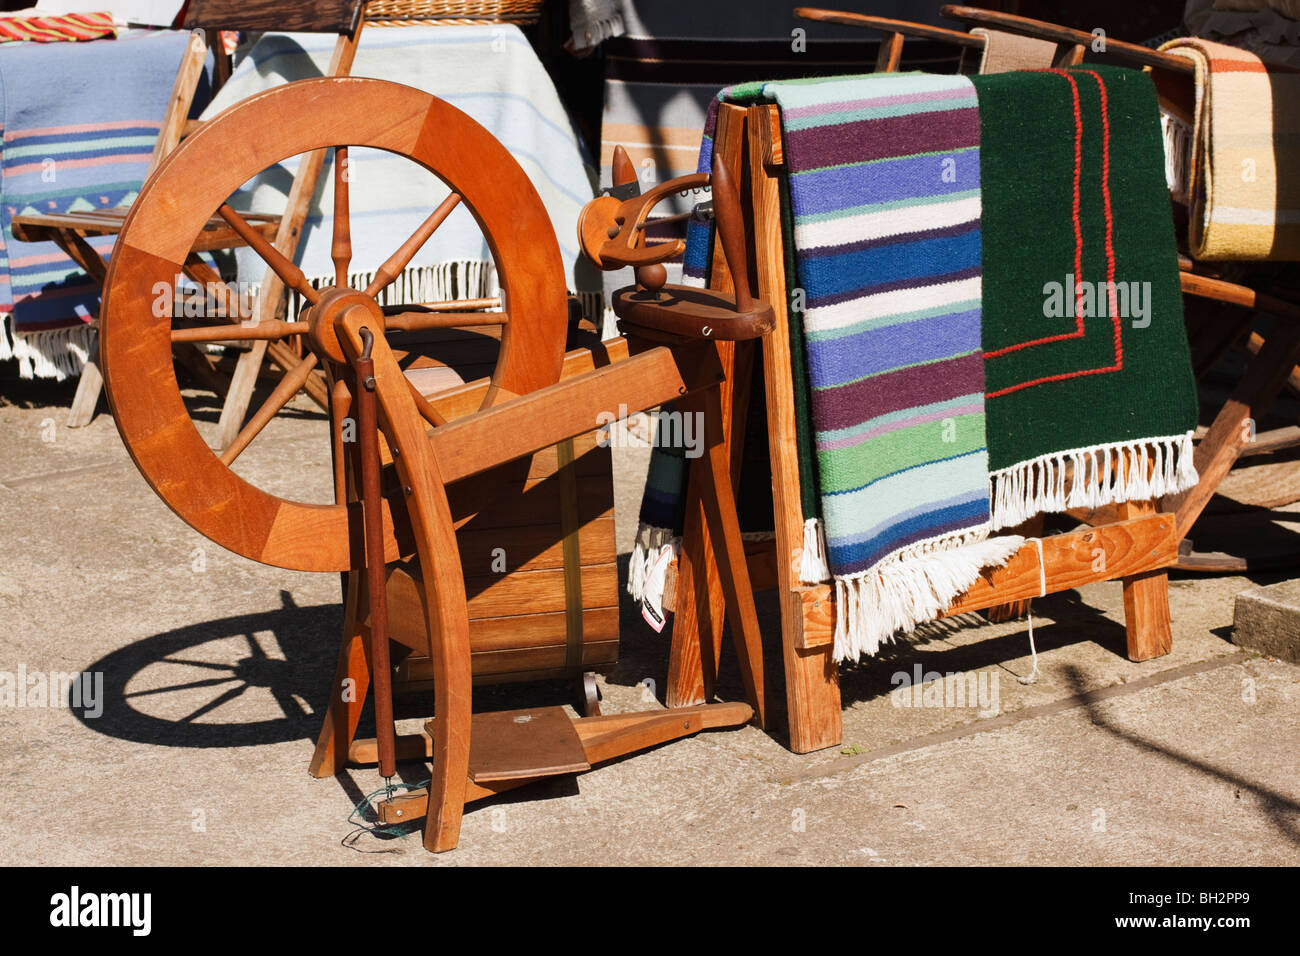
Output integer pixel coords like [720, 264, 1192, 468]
[75, 591, 339, 748]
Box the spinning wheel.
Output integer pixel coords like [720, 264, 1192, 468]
[101, 77, 570, 573]
[101, 77, 768, 853]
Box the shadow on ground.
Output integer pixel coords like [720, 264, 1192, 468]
[1063, 663, 1300, 847]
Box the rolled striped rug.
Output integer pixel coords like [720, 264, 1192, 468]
[1157, 37, 1300, 260]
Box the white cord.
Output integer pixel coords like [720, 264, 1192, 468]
[1034, 536, 1046, 599]
[1017, 538, 1046, 685]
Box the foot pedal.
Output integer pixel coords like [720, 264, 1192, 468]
[447, 706, 590, 784]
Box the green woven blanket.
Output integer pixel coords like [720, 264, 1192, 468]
[973, 65, 1198, 525]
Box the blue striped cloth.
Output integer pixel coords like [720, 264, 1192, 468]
[771, 74, 992, 579]
[672, 73, 1023, 659]
[203, 26, 600, 316]
[0, 30, 194, 379]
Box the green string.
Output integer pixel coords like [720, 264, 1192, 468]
[347, 777, 431, 840]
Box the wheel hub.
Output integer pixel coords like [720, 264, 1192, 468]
[305, 286, 385, 363]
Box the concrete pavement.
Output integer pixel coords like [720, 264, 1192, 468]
[0, 382, 1295, 865]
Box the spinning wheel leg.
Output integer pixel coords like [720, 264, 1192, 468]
[667, 482, 720, 708]
[334, 307, 474, 852]
[576, 672, 601, 717]
[678, 383, 769, 729]
[308, 573, 370, 778]
[668, 341, 754, 710]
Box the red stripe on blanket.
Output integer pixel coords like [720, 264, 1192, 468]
[1207, 59, 1269, 74]
[985, 69, 1124, 399]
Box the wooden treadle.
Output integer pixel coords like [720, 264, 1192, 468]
[458, 707, 590, 783]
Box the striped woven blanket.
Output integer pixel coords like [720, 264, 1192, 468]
[0, 11, 115, 44]
[1157, 37, 1300, 260]
[0, 29, 191, 379]
[630, 68, 1198, 660]
[204, 25, 599, 320]
[973, 66, 1199, 527]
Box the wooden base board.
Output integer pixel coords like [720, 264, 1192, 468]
[661, 514, 1177, 652]
[371, 702, 754, 824]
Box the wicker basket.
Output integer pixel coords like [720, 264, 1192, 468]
[365, 0, 545, 25]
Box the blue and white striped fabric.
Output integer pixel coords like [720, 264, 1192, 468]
[204, 25, 599, 313]
[772, 74, 992, 578]
[677, 74, 1024, 659]
[0, 30, 192, 378]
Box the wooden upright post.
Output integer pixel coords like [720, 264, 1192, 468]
[1118, 447, 1173, 661]
[742, 105, 842, 752]
[667, 104, 746, 709]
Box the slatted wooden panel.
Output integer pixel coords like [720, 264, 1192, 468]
[387, 427, 619, 681]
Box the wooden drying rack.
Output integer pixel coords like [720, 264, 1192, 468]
[657, 103, 1179, 753]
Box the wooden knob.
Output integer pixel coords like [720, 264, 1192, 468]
[612, 144, 637, 187]
[636, 263, 667, 294]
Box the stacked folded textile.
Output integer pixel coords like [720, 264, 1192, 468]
[1158, 37, 1300, 260]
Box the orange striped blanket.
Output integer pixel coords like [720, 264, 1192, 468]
[1159, 37, 1300, 260]
[0, 12, 115, 44]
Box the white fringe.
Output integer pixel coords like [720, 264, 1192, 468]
[568, 3, 625, 51]
[988, 432, 1198, 532]
[599, 304, 619, 341]
[0, 317, 95, 381]
[0, 313, 13, 364]
[833, 528, 1025, 662]
[799, 517, 831, 584]
[2, 262, 495, 381]
[292, 261, 601, 333]
[1161, 110, 1193, 205]
[626, 523, 769, 614]
[284, 260, 498, 319]
[626, 522, 678, 603]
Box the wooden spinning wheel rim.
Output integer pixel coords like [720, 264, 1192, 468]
[101, 78, 570, 572]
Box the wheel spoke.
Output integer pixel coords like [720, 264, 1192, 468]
[124, 676, 239, 698]
[183, 255, 252, 324]
[332, 146, 351, 288]
[218, 203, 320, 305]
[365, 192, 461, 298]
[386, 297, 501, 313]
[383, 310, 507, 332]
[219, 352, 320, 465]
[160, 657, 238, 671]
[172, 320, 308, 344]
[406, 376, 448, 427]
[179, 683, 248, 723]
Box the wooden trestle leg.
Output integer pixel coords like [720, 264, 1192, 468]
[307, 572, 371, 778]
